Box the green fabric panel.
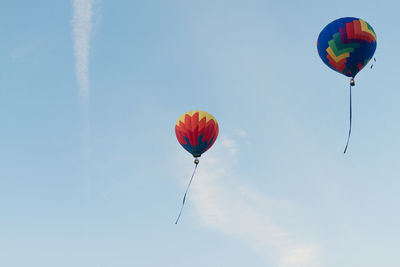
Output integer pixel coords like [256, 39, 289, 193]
[328, 33, 360, 56]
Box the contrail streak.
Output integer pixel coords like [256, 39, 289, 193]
[72, 0, 93, 103]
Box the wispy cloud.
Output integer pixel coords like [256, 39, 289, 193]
[220, 137, 239, 156]
[234, 128, 248, 138]
[178, 136, 320, 267]
[72, 0, 94, 103]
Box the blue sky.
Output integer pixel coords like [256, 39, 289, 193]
[1, 0, 400, 266]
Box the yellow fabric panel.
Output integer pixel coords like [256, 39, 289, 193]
[359, 19, 376, 40]
[176, 110, 217, 126]
[326, 47, 350, 62]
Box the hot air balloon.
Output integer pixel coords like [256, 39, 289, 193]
[317, 17, 377, 153]
[174, 110, 219, 223]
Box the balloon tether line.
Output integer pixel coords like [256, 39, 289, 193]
[344, 79, 353, 153]
[175, 158, 199, 224]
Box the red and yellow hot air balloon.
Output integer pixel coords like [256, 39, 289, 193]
[174, 110, 218, 224]
[175, 110, 219, 159]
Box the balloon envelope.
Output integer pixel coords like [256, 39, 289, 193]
[317, 17, 377, 78]
[175, 111, 219, 158]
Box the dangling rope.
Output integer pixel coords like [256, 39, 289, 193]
[343, 82, 353, 154]
[175, 158, 199, 224]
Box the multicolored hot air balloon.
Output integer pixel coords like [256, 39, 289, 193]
[317, 17, 377, 85]
[174, 110, 219, 224]
[317, 17, 377, 153]
[175, 110, 219, 159]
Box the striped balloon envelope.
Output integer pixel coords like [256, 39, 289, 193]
[175, 110, 219, 158]
[317, 17, 377, 79]
[317, 17, 377, 153]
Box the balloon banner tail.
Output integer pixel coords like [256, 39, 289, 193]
[371, 57, 376, 69]
[175, 160, 199, 224]
[344, 84, 352, 154]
